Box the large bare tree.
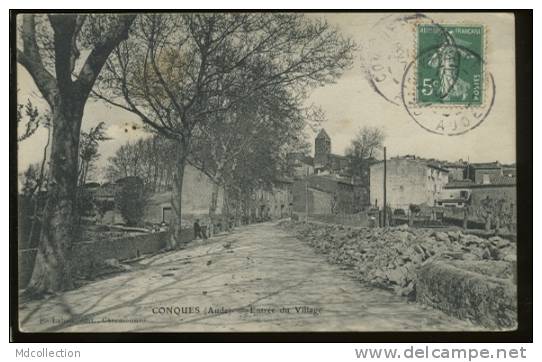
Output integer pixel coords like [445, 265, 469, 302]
[17, 14, 136, 295]
[95, 13, 354, 246]
[345, 126, 385, 206]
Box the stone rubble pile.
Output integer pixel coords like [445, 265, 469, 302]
[280, 221, 516, 299]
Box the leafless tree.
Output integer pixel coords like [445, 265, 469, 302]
[345, 126, 385, 205]
[106, 135, 177, 191]
[95, 13, 354, 246]
[17, 14, 136, 295]
[346, 126, 386, 162]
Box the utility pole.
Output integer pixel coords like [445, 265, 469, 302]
[305, 167, 309, 223]
[467, 155, 470, 181]
[383, 146, 387, 227]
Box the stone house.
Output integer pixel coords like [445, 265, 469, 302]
[99, 165, 221, 225]
[465, 162, 503, 184]
[370, 156, 449, 210]
[292, 174, 365, 215]
[287, 152, 314, 179]
[444, 176, 516, 210]
[441, 160, 468, 181]
[251, 179, 294, 220]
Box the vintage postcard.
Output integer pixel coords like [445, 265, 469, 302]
[14, 12, 519, 334]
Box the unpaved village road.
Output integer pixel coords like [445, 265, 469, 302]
[19, 222, 481, 332]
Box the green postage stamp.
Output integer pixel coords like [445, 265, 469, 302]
[416, 24, 484, 105]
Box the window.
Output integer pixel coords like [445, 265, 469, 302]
[162, 207, 172, 223]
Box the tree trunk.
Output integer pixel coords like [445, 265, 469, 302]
[169, 143, 187, 249]
[207, 182, 220, 236]
[27, 126, 51, 247]
[223, 186, 231, 232]
[25, 99, 84, 297]
[485, 216, 491, 232]
[209, 182, 220, 216]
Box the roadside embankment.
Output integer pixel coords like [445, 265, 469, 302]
[279, 220, 517, 329]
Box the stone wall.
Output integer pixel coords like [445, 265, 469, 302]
[417, 261, 516, 329]
[18, 229, 194, 289]
[292, 179, 333, 214]
[292, 176, 364, 214]
[470, 185, 516, 209]
[310, 188, 333, 214]
[306, 213, 369, 228]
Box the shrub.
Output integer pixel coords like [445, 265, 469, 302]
[114, 176, 147, 226]
[77, 188, 95, 217]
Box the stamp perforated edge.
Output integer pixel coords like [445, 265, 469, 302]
[410, 21, 488, 110]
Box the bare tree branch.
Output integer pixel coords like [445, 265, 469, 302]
[17, 15, 58, 106]
[76, 14, 136, 98]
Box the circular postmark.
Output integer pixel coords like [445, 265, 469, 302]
[362, 13, 435, 106]
[363, 14, 495, 136]
[400, 26, 495, 136]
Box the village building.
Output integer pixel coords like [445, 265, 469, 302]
[251, 178, 294, 220]
[465, 161, 504, 184]
[369, 155, 449, 210]
[292, 174, 366, 215]
[96, 165, 221, 225]
[287, 152, 314, 178]
[440, 159, 468, 181]
[502, 164, 517, 178]
[443, 175, 516, 210]
[288, 129, 370, 215]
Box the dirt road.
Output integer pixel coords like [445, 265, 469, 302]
[19, 222, 480, 332]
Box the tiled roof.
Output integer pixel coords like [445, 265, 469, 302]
[370, 157, 449, 173]
[427, 163, 450, 173]
[469, 162, 501, 169]
[445, 180, 474, 188]
[445, 176, 516, 188]
[288, 152, 314, 166]
[489, 176, 516, 185]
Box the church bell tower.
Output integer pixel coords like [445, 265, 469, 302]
[314, 129, 331, 170]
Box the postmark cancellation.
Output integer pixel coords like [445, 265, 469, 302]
[416, 24, 485, 106]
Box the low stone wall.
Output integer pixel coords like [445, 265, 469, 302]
[417, 261, 517, 329]
[305, 213, 369, 228]
[19, 228, 195, 289]
[71, 231, 170, 280]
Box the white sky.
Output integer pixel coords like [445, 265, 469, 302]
[17, 12, 517, 180]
